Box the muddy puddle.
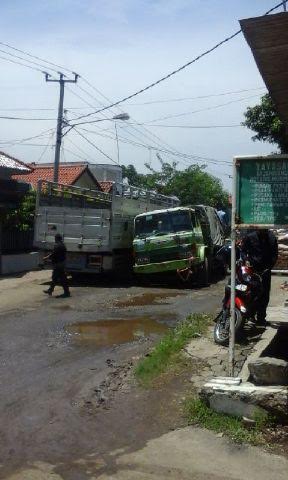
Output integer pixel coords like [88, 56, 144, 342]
[65, 314, 173, 347]
[114, 292, 184, 308]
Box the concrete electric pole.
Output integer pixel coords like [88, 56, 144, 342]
[45, 73, 78, 182]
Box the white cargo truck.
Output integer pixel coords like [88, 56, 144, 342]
[34, 180, 179, 275]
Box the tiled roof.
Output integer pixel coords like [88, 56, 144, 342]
[0, 151, 31, 173]
[13, 164, 93, 188]
[99, 181, 114, 193]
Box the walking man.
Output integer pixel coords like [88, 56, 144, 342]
[43, 233, 71, 298]
[241, 229, 278, 325]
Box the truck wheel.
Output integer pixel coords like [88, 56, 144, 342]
[198, 256, 210, 287]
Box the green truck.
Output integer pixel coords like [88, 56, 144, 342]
[133, 205, 226, 285]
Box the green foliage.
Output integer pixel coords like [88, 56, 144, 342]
[1, 191, 36, 231]
[135, 313, 212, 385]
[185, 398, 266, 445]
[121, 164, 148, 188]
[122, 161, 229, 207]
[242, 94, 288, 153]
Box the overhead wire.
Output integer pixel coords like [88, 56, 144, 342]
[73, 127, 118, 165]
[37, 130, 55, 162]
[0, 115, 56, 121]
[140, 94, 263, 124]
[0, 47, 61, 75]
[0, 41, 73, 74]
[75, 78, 195, 164]
[126, 87, 266, 105]
[65, 136, 97, 163]
[0, 127, 55, 145]
[0, 54, 47, 73]
[67, 83, 184, 165]
[126, 123, 243, 129]
[77, 126, 232, 166]
[70, 1, 285, 125]
[0, 1, 282, 179]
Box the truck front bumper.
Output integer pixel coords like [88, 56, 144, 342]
[133, 257, 200, 274]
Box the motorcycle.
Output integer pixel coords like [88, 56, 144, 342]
[213, 255, 265, 345]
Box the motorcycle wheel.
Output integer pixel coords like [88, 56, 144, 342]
[213, 308, 243, 346]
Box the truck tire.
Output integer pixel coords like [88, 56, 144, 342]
[198, 255, 210, 287]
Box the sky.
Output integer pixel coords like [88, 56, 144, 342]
[0, 0, 285, 189]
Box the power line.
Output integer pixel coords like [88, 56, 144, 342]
[37, 130, 55, 162]
[65, 136, 96, 163]
[0, 115, 55, 121]
[0, 40, 73, 75]
[0, 54, 46, 73]
[64, 145, 91, 162]
[74, 79, 197, 162]
[68, 82, 185, 165]
[0, 86, 265, 111]
[0, 128, 55, 145]
[73, 127, 118, 165]
[145, 94, 262, 124]
[77, 126, 232, 166]
[126, 87, 266, 105]
[126, 123, 242, 129]
[0, 47, 60, 75]
[70, 1, 285, 125]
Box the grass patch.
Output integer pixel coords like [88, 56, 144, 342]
[185, 398, 269, 445]
[135, 313, 212, 385]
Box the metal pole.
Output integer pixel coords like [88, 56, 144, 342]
[283, 1, 287, 12]
[45, 73, 78, 183]
[115, 123, 120, 164]
[54, 74, 65, 183]
[229, 157, 237, 377]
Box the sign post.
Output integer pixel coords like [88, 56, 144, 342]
[229, 155, 288, 376]
[229, 158, 237, 376]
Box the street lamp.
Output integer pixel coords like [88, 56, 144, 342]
[112, 113, 130, 121]
[56, 113, 130, 180]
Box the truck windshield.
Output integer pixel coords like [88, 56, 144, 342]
[135, 211, 192, 238]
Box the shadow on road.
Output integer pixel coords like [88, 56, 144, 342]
[40, 270, 227, 291]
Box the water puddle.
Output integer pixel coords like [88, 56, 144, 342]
[114, 292, 184, 308]
[65, 314, 173, 347]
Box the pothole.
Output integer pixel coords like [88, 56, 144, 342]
[65, 314, 174, 347]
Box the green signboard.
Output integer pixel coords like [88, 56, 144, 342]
[236, 155, 288, 227]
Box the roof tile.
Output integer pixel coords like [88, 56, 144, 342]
[13, 164, 89, 188]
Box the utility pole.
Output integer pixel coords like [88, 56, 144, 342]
[284, 1, 287, 12]
[45, 73, 78, 182]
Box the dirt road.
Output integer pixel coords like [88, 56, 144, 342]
[0, 271, 287, 479]
[0, 271, 224, 477]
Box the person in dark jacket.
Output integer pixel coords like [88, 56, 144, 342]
[241, 229, 278, 325]
[43, 233, 71, 298]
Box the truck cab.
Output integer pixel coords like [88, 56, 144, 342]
[133, 205, 225, 284]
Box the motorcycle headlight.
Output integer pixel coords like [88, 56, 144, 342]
[236, 284, 247, 292]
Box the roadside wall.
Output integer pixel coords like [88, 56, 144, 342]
[0, 252, 39, 275]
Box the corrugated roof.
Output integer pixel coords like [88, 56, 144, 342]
[13, 164, 90, 188]
[240, 12, 288, 126]
[0, 151, 31, 173]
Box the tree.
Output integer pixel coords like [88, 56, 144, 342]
[144, 160, 228, 207]
[121, 164, 147, 187]
[1, 191, 36, 231]
[242, 93, 288, 153]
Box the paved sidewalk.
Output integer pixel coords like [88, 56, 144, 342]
[97, 427, 288, 480]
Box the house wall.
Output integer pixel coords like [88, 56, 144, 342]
[74, 170, 100, 190]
